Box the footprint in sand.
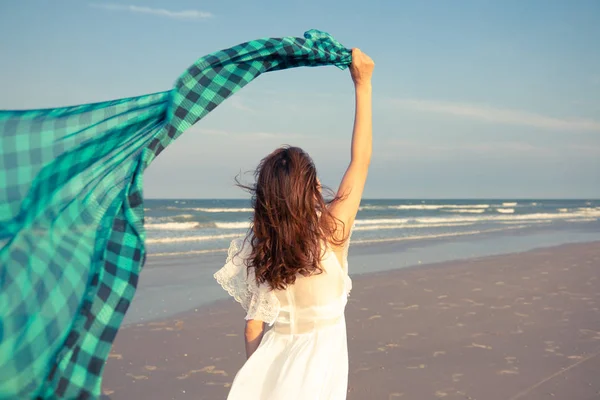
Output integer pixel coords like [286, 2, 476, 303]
[225, 333, 238, 337]
[435, 390, 449, 398]
[437, 295, 448, 299]
[451, 373, 463, 382]
[433, 351, 446, 357]
[388, 393, 404, 399]
[126, 373, 148, 380]
[144, 365, 157, 371]
[368, 315, 382, 320]
[177, 366, 228, 380]
[462, 299, 484, 306]
[467, 342, 492, 350]
[497, 369, 519, 375]
[406, 364, 426, 369]
[147, 321, 168, 327]
[108, 353, 123, 360]
[472, 288, 482, 292]
[395, 305, 419, 310]
[103, 390, 115, 395]
[514, 312, 529, 317]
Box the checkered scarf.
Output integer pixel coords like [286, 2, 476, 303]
[0, 29, 351, 399]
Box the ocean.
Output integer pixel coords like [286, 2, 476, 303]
[144, 199, 600, 257]
[122, 198, 600, 324]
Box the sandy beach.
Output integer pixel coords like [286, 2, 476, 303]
[103, 241, 600, 400]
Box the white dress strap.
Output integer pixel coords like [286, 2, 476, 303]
[214, 237, 280, 325]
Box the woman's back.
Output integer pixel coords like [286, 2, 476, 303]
[272, 243, 351, 335]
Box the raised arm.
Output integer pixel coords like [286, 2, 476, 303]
[329, 48, 374, 241]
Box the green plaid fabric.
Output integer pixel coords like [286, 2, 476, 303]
[0, 29, 351, 399]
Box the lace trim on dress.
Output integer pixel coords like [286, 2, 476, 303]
[213, 237, 280, 325]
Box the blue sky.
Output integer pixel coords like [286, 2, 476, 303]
[1, 0, 599, 198]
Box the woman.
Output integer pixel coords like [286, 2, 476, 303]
[214, 48, 374, 399]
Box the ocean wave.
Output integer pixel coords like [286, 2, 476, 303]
[496, 208, 514, 214]
[215, 221, 251, 229]
[390, 204, 490, 210]
[352, 225, 529, 245]
[440, 209, 485, 214]
[356, 209, 600, 227]
[146, 214, 195, 223]
[151, 248, 229, 257]
[502, 202, 517, 207]
[359, 204, 490, 211]
[146, 233, 241, 244]
[193, 207, 253, 213]
[354, 222, 475, 232]
[558, 208, 569, 213]
[165, 206, 252, 213]
[145, 222, 207, 230]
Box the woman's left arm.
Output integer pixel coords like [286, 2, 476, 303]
[244, 319, 265, 359]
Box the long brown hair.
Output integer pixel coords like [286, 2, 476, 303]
[237, 146, 346, 290]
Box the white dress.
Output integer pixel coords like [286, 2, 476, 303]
[214, 235, 352, 400]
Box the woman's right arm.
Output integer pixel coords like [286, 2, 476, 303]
[329, 48, 375, 239]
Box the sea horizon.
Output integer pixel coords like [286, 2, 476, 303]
[143, 198, 600, 258]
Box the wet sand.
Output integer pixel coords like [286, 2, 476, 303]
[103, 241, 600, 399]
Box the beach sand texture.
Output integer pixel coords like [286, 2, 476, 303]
[103, 242, 600, 399]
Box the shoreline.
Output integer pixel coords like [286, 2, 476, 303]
[105, 240, 600, 399]
[125, 226, 600, 326]
[142, 239, 600, 323]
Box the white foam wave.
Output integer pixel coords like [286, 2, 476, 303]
[441, 209, 485, 214]
[355, 209, 600, 227]
[146, 222, 202, 230]
[558, 208, 569, 213]
[358, 205, 387, 211]
[151, 248, 229, 257]
[502, 202, 517, 207]
[164, 206, 252, 212]
[352, 225, 529, 245]
[354, 222, 475, 232]
[390, 204, 490, 210]
[146, 233, 241, 244]
[193, 207, 253, 213]
[215, 222, 251, 229]
[496, 208, 514, 214]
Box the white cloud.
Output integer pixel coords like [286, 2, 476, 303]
[228, 96, 254, 112]
[386, 139, 546, 152]
[392, 98, 600, 132]
[90, 3, 213, 20]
